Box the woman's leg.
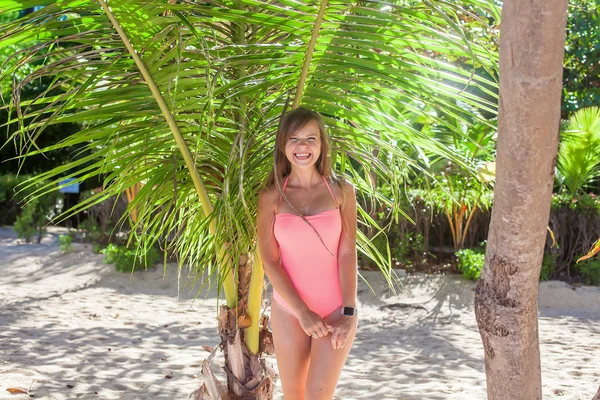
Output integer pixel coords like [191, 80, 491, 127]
[271, 299, 312, 400]
[304, 309, 357, 400]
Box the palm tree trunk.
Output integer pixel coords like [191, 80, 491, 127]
[99, 4, 263, 397]
[196, 251, 276, 400]
[219, 253, 275, 399]
[474, 1, 568, 399]
[202, 0, 330, 396]
[98, 0, 238, 306]
[292, 0, 328, 108]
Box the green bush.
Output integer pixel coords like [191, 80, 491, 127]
[475, 240, 487, 253]
[390, 231, 424, 264]
[540, 254, 556, 281]
[12, 180, 61, 243]
[551, 192, 600, 215]
[102, 243, 120, 264]
[14, 206, 37, 242]
[59, 234, 73, 253]
[0, 174, 31, 225]
[562, 1, 600, 115]
[0, 173, 31, 202]
[79, 217, 101, 243]
[93, 243, 103, 254]
[456, 248, 485, 280]
[103, 243, 159, 273]
[576, 257, 600, 285]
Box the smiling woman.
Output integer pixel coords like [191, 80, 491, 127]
[286, 120, 320, 162]
[0, 0, 502, 397]
[257, 108, 358, 399]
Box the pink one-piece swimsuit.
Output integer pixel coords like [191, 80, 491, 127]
[272, 175, 343, 318]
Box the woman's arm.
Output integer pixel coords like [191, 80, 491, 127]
[337, 179, 358, 309]
[257, 187, 330, 337]
[329, 179, 358, 349]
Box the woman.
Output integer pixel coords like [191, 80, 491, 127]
[257, 107, 358, 399]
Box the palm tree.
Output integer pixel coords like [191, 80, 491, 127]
[0, 0, 499, 397]
[474, 0, 569, 399]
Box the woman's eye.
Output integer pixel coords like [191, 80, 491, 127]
[308, 137, 316, 142]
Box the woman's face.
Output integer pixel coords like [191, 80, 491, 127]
[284, 119, 322, 170]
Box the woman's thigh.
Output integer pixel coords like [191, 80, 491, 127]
[305, 311, 357, 400]
[270, 299, 312, 399]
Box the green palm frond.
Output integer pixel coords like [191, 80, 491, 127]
[1, 0, 499, 295]
[557, 106, 600, 194]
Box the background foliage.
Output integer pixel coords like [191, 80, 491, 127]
[562, 0, 600, 117]
[2, 0, 600, 287]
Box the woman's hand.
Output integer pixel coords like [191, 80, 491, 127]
[328, 316, 357, 350]
[298, 309, 332, 338]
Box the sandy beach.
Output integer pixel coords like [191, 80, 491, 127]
[1, 226, 599, 400]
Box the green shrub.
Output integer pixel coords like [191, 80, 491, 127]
[555, 107, 600, 195]
[93, 243, 103, 254]
[0, 173, 31, 225]
[102, 243, 119, 264]
[551, 192, 600, 216]
[14, 206, 37, 242]
[456, 248, 485, 280]
[12, 180, 61, 243]
[0, 174, 26, 203]
[79, 217, 101, 243]
[540, 254, 556, 281]
[59, 234, 73, 253]
[103, 243, 159, 273]
[474, 240, 487, 253]
[391, 232, 424, 264]
[576, 257, 600, 285]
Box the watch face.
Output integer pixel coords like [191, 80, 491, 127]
[342, 307, 355, 316]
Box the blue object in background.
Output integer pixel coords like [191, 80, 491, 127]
[20, 6, 44, 17]
[59, 178, 80, 193]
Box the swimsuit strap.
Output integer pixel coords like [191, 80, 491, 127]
[277, 175, 338, 211]
[321, 176, 339, 209]
[276, 176, 290, 212]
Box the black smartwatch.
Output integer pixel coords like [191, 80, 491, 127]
[341, 306, 356, 317]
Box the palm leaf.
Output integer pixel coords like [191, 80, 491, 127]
[557, 106, 600, 194]
[1, 0, 499, 297]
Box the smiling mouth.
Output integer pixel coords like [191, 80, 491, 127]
[294, 153, 311, 160]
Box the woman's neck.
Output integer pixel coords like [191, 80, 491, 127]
[287, 168, 322, 189]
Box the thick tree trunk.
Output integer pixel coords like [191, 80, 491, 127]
[474, 1, 568, 400]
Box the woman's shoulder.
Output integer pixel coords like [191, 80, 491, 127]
[325, 175, 355, 210]
[330, 175, 355, 195]
[258, 183, 281, 210]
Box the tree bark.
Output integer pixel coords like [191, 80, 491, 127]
[199, 253, 275, 400]
[474, 1, 568, 400]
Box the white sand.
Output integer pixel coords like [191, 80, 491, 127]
[0, 226, 599, 400]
